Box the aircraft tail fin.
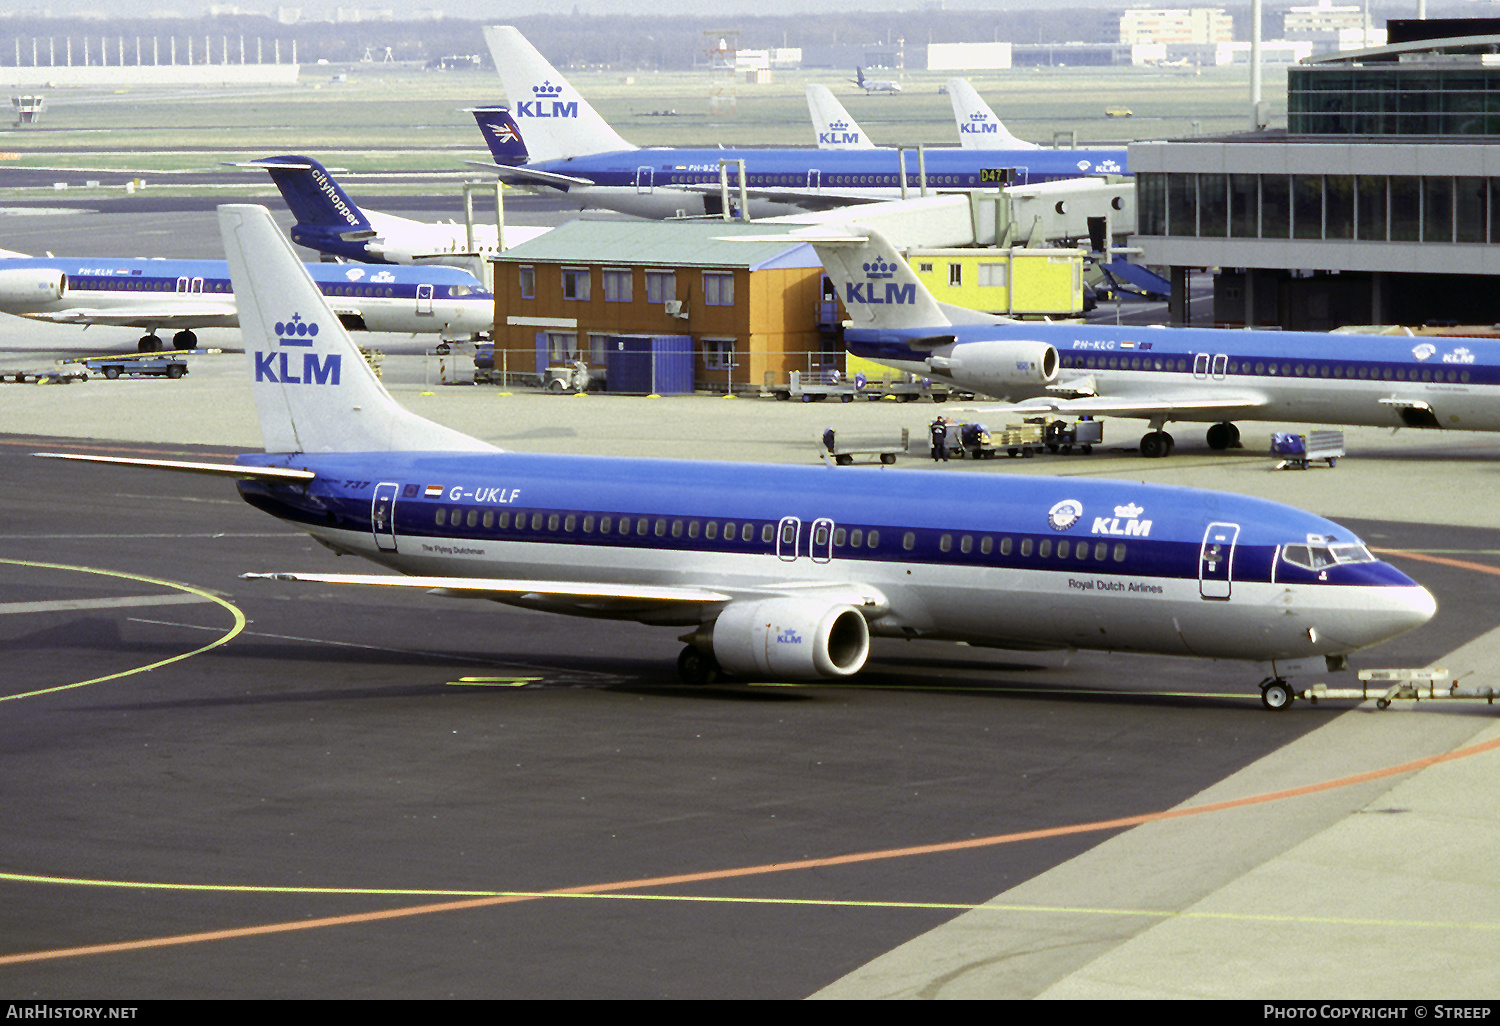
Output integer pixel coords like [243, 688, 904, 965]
[217, 204, 497, 455]
[796, 225, 1002, 330]
[806, 84, 876, 150]
[239, 155, 375, 233]
[947, 79, 1037, 151]
[469, 106, 531, 165]
[483, 25, 635, 162]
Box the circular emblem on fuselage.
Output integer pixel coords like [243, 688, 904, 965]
[1048, 499, 1083, 532]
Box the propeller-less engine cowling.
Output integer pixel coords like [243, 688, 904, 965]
[708, 597, 871, 679]
[0, 268, 65, 308]
[930, 340, 1058, 394]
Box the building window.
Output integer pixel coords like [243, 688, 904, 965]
[562, 268, 591, 301]
[589, 333, 608, 364]
[519, 266, 534, 299]
[977, 263, 1007, 288]
[645, 271, 676, 304]
[703, 338, 736, 369]
[603, 269, 633, 303]
[704, 273, 735, 307]
[948, 263, 962, 287]
[548, 332, 578, 361]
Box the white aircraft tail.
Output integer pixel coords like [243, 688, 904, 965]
[947, 78, 1037, 151]
[797, 224, 1003, 330]
[483, 25, 635, 163]
[217, 204, 498, 455]
[806, 84, 876, 150]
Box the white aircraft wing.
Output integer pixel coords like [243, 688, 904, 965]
[464, 160, 595, 190]
[963, 389, 1269, 420]
[24, 301, 237, 327]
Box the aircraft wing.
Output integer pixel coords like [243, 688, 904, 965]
[464, 161, 595, 191]
[962, 389, 1269, 420]
[242, 572, 891, 620]
[674, 181, 889, 211]
[24, 302, 237, 328]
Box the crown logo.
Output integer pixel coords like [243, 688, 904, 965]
[274, 312, 318, 346]
[830, 120, 848, 131]
[969, 113, 988, 121]
[533, 81, 563, 97]
[1114, 503, 1143, 518]
[863, 258, 895, 280]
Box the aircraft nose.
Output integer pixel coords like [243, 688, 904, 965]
[1356, 583, 1437, 646]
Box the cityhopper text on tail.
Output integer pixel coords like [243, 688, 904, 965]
[35, 205, 1435, 707]
[803, 223, 1500, 458]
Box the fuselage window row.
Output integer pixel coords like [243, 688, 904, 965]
[1060, 352, 1474, 383]
[424, 506, 1128, 565]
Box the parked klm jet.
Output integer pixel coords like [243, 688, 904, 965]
[37, 204, 1435, 708]
[947, 78, 1039, 151]
[235, 155, 549, 266]
[0, 253, 493, 351]
[802, 223, 1500, 457]
[853, 67, 902, 94]
[807, 84, 877, 150]
[471, 25, 1127, 220]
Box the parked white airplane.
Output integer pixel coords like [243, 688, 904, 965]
[0, 252, 494, 351]
[800, 222, 1500, 457]
[807, 84, 877, 150]
[235, 155, 548, 266]
[37, 205, 1435, 707]
[947, 78, 1039, 150]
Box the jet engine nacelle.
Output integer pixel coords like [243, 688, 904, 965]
[0, 267, 65, 309]
[710, 597, 871, 679]
[935, 340, 1058, 393]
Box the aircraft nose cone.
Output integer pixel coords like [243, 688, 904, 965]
[1359, 584, 1437, 646]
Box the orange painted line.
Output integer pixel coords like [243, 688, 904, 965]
[5, 732, 1500, 967]
[1374, 547, 1500, 578]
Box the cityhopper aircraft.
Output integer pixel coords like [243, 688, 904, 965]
[800, 223, 1500, 458]
[471, 25, 1128, 220]
[947, 78, 1039, 151]
[0, 253, 494, 351]
[234, 155, 549, 266]
[36, 204, 1435, 708]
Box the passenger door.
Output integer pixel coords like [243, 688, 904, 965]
[416, 283, 434, 315]
[1199, 522, 1239, 600]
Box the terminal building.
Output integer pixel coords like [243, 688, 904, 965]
[1132, 18, 1500, 330]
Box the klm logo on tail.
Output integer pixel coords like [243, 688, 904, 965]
[255, 313, 341, 385]
[516, 82, 578, 119]
[844, 257, 916, 306]
[961, 114, 998, 137]
[818, 120, 863, 146]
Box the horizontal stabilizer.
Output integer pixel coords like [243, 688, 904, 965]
[464, 160, 594, 190]
[33, 452, 316, 483]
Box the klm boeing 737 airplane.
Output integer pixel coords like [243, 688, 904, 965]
[471, 25, 1127, 220]
[0, 253, 493, 351]
[797, 224, 1500, 457]
[37, 205, 1435, 709]
[235, 155, 549, 267]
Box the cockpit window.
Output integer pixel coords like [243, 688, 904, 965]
[1282, 542, 1376, 570]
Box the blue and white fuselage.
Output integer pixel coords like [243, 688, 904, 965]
[0, 255, 493, 349]
[231, 448, 1433, 671]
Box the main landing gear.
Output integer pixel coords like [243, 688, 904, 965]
[1206, 422, 1241, 451]
[137, 330, 197, 353]
[677, 645, 722, 685]
[1259, 678, 1295, 711]
[1139, 422, 1243, 458]
[1139, 430, 1174, 459]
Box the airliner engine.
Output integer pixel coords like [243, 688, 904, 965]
[708, 597, 870, 679]
[929, 340, 1057, 395]
[0, 268, 65, 308]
